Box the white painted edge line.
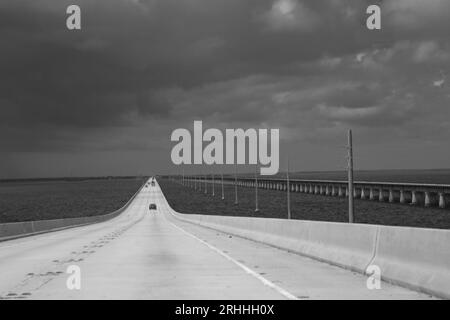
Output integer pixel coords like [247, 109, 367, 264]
[162, 205, 298, 300]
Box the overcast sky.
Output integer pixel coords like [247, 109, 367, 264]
[1, 0, 450, 178]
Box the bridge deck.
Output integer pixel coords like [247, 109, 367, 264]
[0, 181, 434, 299]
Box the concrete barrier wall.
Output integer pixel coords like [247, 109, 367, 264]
[0, 182, 145, 242]
[162, 194, 450, 299]
[373, 226, 450, 299]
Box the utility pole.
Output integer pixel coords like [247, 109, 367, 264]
[221, 173, 225, 200]
[204, 174, 207, 194]
[255, 166, 259, 213]
[348, 129, 354, 223]
[287, 157, 291, 220]
[234, 164, 238, 205]
[212, 173, 215, 197]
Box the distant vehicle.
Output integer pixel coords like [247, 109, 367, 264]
[149, 203, 157, 211]
[151, 181, 155, 186]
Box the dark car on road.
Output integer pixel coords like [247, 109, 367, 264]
[149, 203, 157, 211]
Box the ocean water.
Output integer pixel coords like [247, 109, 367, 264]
[0, 178, 144, 223]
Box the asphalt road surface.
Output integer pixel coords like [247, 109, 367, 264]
[0, 180, 434, 300]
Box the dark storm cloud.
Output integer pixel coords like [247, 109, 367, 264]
[1, 0, 450, 176]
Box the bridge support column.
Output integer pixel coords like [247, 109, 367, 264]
[389, 189, 395, 203]
[345, 187, 349, 197]
[319, 185, 324, 195]
[369, 188, 375, 200]
[400, 190, 406, 204]
[411, 191, 418, 205]
[331, 186, 336, 196]
[361, 188, 366, 199]
[379, 188, 384, 202]
[424, 192, 431, 207]
[439, 192, 446, 209]
[338, 186, 344, 197]
[309, 185, 313, 194]
[325, 186, 330, 196]
[314, 185, 319, 194]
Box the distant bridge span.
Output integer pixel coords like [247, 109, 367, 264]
[0, 179, 444, 299]
[182, 176, 450, 209]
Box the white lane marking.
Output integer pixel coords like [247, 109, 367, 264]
[164, 210, 298, 300]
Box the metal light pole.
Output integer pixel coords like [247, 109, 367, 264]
[234, 165, 238, 205]
[255, 166, 259, 213]
[221, 173, 225, 200]
[348, 129, 354, 223]
[287, 158, 291, 220]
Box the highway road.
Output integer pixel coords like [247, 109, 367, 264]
[0, 179, 434, 299]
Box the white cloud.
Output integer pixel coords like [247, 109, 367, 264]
[316, 104, 383, 121]
[433, 78, 445, 87]
[261, 0, 319, 32]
